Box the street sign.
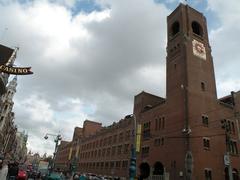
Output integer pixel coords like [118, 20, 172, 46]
[224, 154, 230, 166]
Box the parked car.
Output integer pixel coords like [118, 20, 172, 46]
[17, 165, 28, 180]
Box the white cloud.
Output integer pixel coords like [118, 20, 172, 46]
[5, 0, 240, 156]
[207, 0, 240, 97]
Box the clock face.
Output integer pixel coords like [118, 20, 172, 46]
[192, 39, 206, 60]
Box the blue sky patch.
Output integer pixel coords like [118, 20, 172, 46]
[71, 0, 103, 16]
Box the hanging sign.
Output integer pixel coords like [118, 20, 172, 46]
[0, 65, 33, 75]
[0, 44, 33, 75]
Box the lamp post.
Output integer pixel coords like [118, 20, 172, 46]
[44, 133, 62, 171]
[125, 114, 137, 180]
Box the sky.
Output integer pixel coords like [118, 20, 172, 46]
[0, 0, 240, 155]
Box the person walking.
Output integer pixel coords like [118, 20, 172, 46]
[8, 161, 19, 180]
[0, 158, 8, 180]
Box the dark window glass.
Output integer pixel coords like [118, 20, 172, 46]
[171, 21, 180, 36]
[192, 21, 203, 36]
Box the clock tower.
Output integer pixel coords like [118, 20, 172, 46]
[165, 4, 219, 179]
[166, 4, 217, 123]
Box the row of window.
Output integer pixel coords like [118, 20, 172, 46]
[221, 119, 235, 134]
[203, 137, 238, 155]
[154, 138, 164, 146]
[202, 115, 236, 135]
[79, 160, 129, 169]
[80, 144, 131, 159]
[228, 140, 238, 155]
[81, 130, 131, 151]
[170, 21, 203, 38]
[155, 116, 165, 131]
[142, 147, 150, 157]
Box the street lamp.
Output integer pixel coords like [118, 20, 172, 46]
[125, 114, 137, 180]
[44, 133, 62, 171]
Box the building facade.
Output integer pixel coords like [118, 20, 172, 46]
[135, 4, 240, 180]
[14, 131, 28, 162]
[55, 3, 240, 180]
[0, 76, 18, 154]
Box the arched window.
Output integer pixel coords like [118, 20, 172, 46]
[171, 21, 180, 36]
[192, 21, 203, 36]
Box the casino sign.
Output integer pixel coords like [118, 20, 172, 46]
[0, 44, 33, 75]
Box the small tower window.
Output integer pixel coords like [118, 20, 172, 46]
[201, 82, 206, 91]
[171, 21, 180, 37]
[192, 21, 203, 36]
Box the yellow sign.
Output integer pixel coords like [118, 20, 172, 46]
[136, 124, 142, 152]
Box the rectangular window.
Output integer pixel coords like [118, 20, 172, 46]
[110, 162, 114, 168]
[124, 144, 129, 154]
[116, 161, 121, 168]
[119, 132, 123, 142]
[122, 160, 128, 168]
[155, 118, 158, 131]
[203, 138, 210, 149]
[222, 119, 235, 134]
[204, 169, 212, 180]
[154, 138, 161, 146]
[229, 140, 238, 155]
[111, 146, 116, 156]
[104, 138, 108, 146]
[162, 117, 165, 129]
[105, 162, 109, 169]
[231, 122, 235, 134]
[107, 148, 110, 155]
[202, 115, 209, 126]
[117, 145, 122, 155]
[113, 134, 117, 143]
[141, 146, 150, 157]
[125, 130, 131, 140]
[101, 162, 104, 169]
[143, 122, 151, 139]
[201, 82, 206, 91]
[108, 136, 112, 144]
[102, 148, 106, 157]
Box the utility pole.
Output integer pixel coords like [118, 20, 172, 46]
[221, 119, 233, 180]
[125, 114, 137, 180]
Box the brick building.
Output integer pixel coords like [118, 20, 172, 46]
[55, 3, 240, 180]
[54, 140, 71, 170]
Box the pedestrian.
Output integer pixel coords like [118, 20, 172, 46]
[7, 161, 19, 180]
[79, 174, 86, 180]
[73, 173, 79, 180]
[0, 157, 8, 180]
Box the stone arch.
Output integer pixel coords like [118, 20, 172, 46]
[153, 161, 164, 175]
[233, 168, 239, 180]
[171, 21, 180, 36]
[192, 21, 203, 36]
[139, 162, 150, 179]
